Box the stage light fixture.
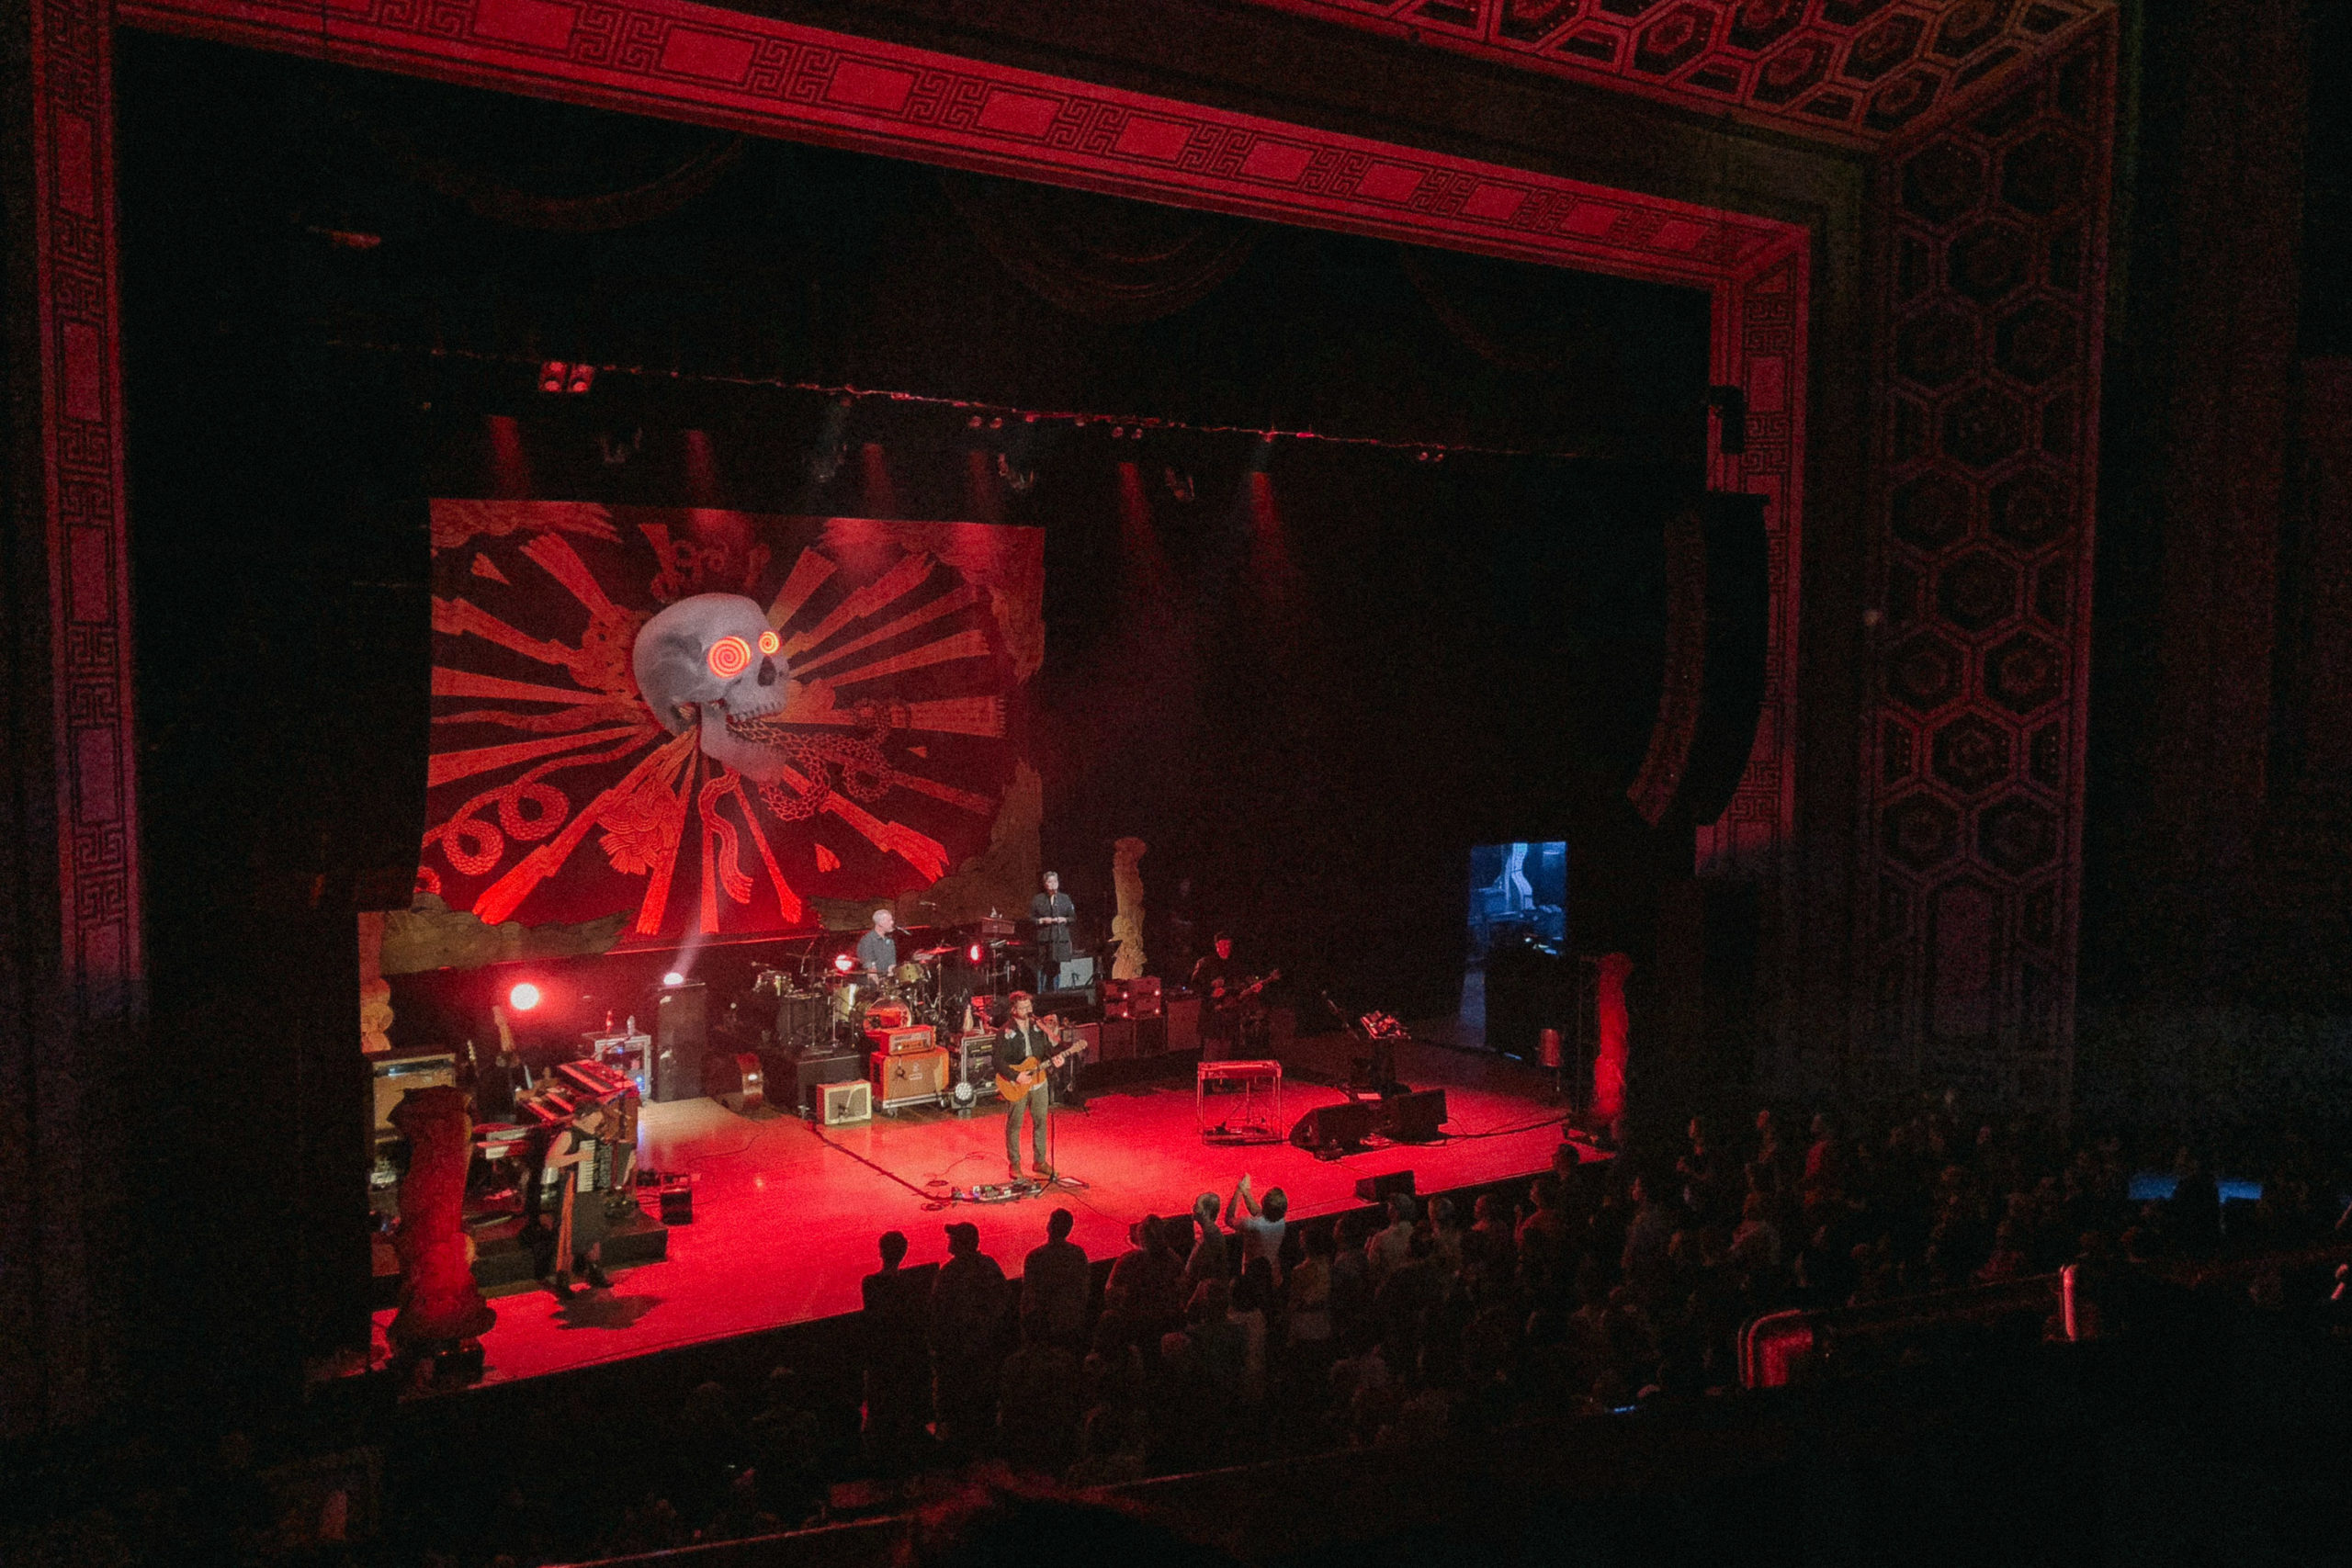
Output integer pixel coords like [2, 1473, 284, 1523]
[566, 364, 596, 395]
[967, 942, 984, 963]
[508, 982, 543, 1011]
[662, 971, 686, 987]
[538, 361, 568, 394]
[834, 953, 855, 974]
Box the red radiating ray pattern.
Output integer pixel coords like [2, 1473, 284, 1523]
[423, 503, 1037, 938]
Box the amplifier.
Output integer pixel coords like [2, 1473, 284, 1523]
[1103, 976, 1161, 999]
[872, 1046, 949, 1109]
[1098, 1019, 1137, 1062]
[1103, 991, 1163, 1020]
[974, 916, 1017, 940]
[865, 1024, 936, 1056]
[769, 1050, 864, 1115]
[819, 1078, 872, 1125]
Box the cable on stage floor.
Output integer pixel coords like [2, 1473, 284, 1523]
[806, 1121, 965, 1210]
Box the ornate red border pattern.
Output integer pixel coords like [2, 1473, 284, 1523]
[1239, 0, 2115, 150]
[122, 0, 1801, 283]
[32, 0, 141, 1023]
[117, 0, 1815, 865]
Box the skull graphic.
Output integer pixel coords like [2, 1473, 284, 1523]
[632, 593, 789, 751]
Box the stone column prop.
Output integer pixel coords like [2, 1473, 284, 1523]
[1111, 838, 1148, 981]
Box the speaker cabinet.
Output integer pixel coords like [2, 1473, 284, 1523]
[1379, 1088, 1449, 1143]
[1289, 1100, 1375, 1153]
[1165, 995, 1201, 1053]
[1355, 1169, 1418, 1203]
[651, 983, 707, 1103]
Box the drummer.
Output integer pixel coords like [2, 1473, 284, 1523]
[856, 907, 899, 977]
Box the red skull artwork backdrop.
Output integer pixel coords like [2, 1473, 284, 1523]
[421, 501, 1041, 938]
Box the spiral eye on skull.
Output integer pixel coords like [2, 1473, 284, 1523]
[758, 629, 781, 657]
[707, 635, 753, 679]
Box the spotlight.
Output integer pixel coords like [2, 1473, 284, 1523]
[538, 361, 569, 394]
[662, 971, 686, 987]
[833, 953, 855, 974]
[566, 364, 596, 395]
[508, 982, 542, 1011]
[967, 942, 985, 964]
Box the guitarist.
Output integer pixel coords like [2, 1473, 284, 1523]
[1191, 934, 1276, 1059]
[996, 992, 1078, 1183]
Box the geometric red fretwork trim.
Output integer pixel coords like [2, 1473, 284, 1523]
[32, 0, 141, 1024]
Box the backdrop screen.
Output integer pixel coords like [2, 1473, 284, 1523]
[421, 501, 1041, 939]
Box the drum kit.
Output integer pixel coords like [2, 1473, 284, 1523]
[755, 932, 1012, 1054]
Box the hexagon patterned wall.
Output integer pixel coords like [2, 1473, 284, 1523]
[1244, 0, 2114, 147]
[1859, 28, 2110, 1109]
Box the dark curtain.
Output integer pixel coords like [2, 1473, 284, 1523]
[938, 171, 1259, 324]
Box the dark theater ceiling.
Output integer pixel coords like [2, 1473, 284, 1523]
[1236, 0, 2116, 145]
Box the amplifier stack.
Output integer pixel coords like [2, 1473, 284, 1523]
[1102, 976, 1162, 1020]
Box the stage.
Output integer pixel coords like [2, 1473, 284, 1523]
[379, 1034, 1597, 1389]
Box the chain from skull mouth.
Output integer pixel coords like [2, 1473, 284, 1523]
[726, 707, 897, 821]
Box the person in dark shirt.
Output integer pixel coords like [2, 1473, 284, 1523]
[930, 1222, 1010, 1456]
[859, 1230, 933, 1472]
[998, 992, 1065, 1182]
[1190, 933, 1243, 1056]
[1028, 872, 1076, 989]
[1021, 1207, 1091, 1348]
[856, 908, 899, 976]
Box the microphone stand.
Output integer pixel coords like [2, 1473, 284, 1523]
[1041, 1018, 1087, 1192]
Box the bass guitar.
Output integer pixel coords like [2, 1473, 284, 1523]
[1211, 967, 1282, 1013]
[996, 1020, 1089, 1102]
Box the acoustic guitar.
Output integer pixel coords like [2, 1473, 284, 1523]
[996, 1019, 1089, 1103]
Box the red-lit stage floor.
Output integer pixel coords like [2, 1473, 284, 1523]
[379, 1035, 1594, 1388]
